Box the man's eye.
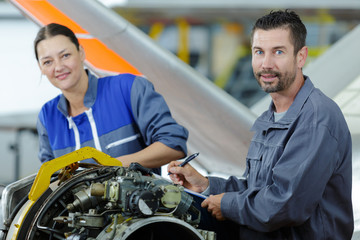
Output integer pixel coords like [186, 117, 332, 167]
[275, 50, 283, 55]
[255, 50, 264, 55]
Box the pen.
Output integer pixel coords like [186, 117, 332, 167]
[179, 152, 199, 167]
[168, 152, 199, 175]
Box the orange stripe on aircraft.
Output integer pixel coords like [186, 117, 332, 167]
[79, 38, 143, 75]
[11, 0, 141, 75]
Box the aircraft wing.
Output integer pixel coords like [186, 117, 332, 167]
[8, 0, 257, 176]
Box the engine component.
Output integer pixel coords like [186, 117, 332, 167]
[95, 216, 205, 240]
[0, 148, 215, 240]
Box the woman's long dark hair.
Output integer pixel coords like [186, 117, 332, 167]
[34, 23, 80, 61]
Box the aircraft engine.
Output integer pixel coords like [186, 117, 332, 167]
[0, 148, 215, 240]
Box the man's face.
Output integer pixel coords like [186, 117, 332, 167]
[251, 28, 299, 93]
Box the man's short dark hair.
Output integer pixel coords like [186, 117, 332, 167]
[250, 10, 307, 54]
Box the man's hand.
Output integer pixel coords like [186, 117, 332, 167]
[168, 161, 209, 193]
[201, 193, 226, 221]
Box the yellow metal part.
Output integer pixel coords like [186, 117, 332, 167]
[28, 147, 122, 201]
[214, 45, 250, 89]
[9, 200, 35, 240]
[149, 22, 165, 40]
[176, 18, 190, 64]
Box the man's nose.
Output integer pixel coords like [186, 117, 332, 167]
[262, 54, 274, 69]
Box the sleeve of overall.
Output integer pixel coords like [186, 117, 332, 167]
[37, 112, 55, 163]
[220, 125, 339, 232]
[208, 176, 248, 195]
[130, 76, 189, 154]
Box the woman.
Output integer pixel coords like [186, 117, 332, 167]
[35, 23, 188, 174]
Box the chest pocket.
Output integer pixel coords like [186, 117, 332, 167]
[247, 158, 269, 188]
[246, 125, 289, 188]
[246, 142, 279, 188]
[246, 142, 265, 188]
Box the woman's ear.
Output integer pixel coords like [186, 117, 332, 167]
[79, 45, 86, 62]
[38, 62, 44, 74]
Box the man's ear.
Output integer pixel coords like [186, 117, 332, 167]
[297, 46, 308, 69]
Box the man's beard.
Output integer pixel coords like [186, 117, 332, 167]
[254, 69, 296, 93]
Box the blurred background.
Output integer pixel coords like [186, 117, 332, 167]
[1, 0, 359, 181]
[1, 0, 360, 235]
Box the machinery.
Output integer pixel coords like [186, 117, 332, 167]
[0, 147, 215, 240]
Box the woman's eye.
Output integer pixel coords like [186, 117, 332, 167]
[43, 60, 51, 66]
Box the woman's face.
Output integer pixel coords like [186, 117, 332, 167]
[36, 35, 86, 92]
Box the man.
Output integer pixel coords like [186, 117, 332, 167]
[168, 10, 353, 239]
